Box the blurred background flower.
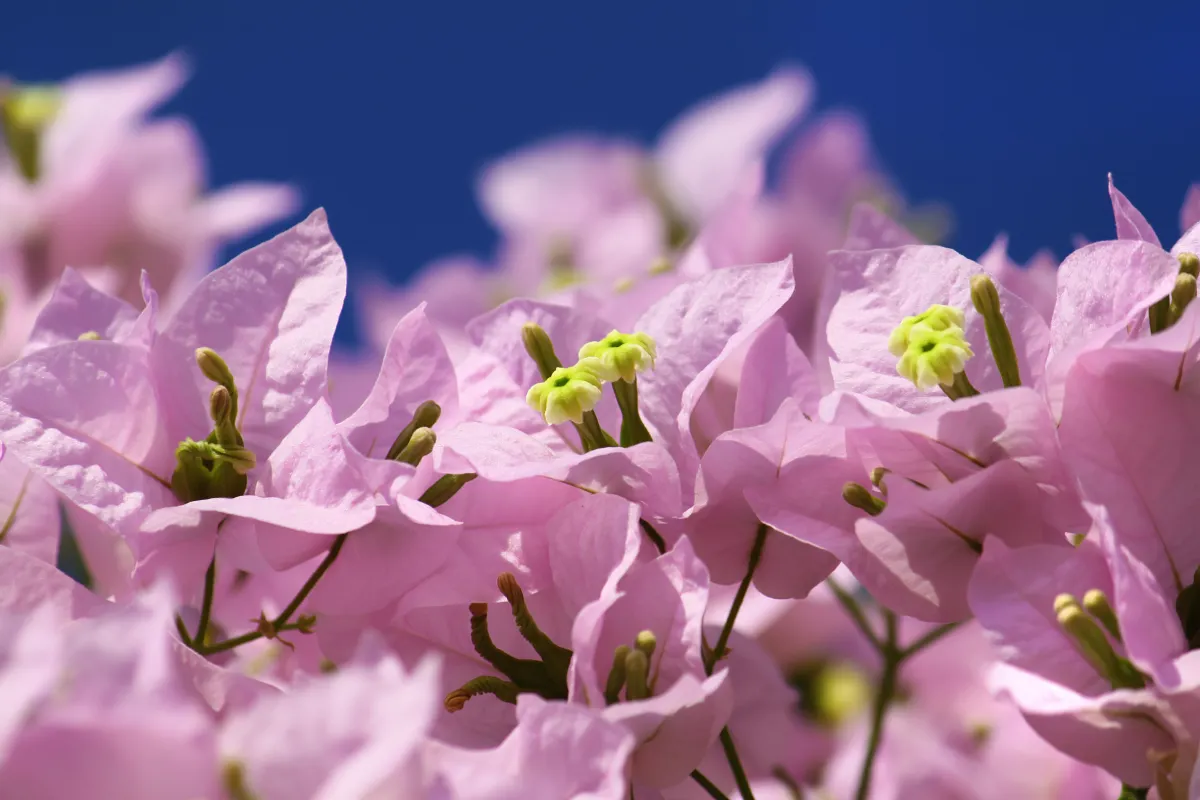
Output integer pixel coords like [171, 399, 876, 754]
[4, 0, 1196, 351]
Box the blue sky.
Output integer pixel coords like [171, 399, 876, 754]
[5, 1, 1199, 343]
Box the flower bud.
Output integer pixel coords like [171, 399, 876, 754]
[210, 386, 233, 427]
[385, 400, 442, 461]
[634, 630, 657, 661]
[418, 472, 477, 508]
[970, 274, 1021, 388]
[394, 427, 436, 466]
[521, 323, 565, 381]
[1055, 593, 1144, 690]
[1179, 251, 1200, 278]
[843, 482, 886, 516]
[1082, 589, 1122, 642]
[195, 347, 235, 389]
[604, 645, 631, 705]
[1170, 272, 1197, 326]
[624, 648, 650, 701]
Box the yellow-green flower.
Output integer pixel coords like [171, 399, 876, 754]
[887, 304, 965, 357]
[579, 330, 657, 383]
[526, 360, 606, 424]
[891, 306, 974, 390]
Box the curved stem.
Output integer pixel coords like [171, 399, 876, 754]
[719, 727, 755, 800]
[855, 612, 899, 800]
[707, 524, 768, 673]
[825, 578, 882, 653]
[197, 534, 348, 656]
[199, 629, 262, 655]
[193, 556, 217, 646]
[174, 613, 193, 647]
[690, 770, 731, 800]
[902, 621, 961, 658]
[274, 533, 346, 628]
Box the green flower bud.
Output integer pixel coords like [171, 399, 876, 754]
[842, 482, 886, 516]
[418, 472, 477, 508]
[1055, 593, 1144, 690]
[1170, 273, 1197, 326]
[579, 330, 657, 383]
[1179, 252, 1200, 278]
[1, 84, 60, 182]
[1082, 589, 1122, 642]
[195, 347, 235, 390]
[394, 427, 436, 466]
[210, 386, 233, 428]
[970, 274, 1021, 388]
[869, 467, 890, 494]
[385, 400, 442, 461]
[526, 362, 605, 425]
[634, 630, 657, 661]
[604, 645, 631, 705]
[624, 648, 650, 701]
[521, 323, 565, 381]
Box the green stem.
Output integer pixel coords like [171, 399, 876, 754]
[690, 770, 731, 800]
[274, 533, 346, 627]
[902, 621, 962, 658]
[706, 524, 768, 673]
[855, 612, 900, 800]
[199, 629, 262, 655]
[720, 727, 755, 800]
[825, 578, 882, 653]
[197, 619, 313, 656]
[578, 411, 614, 452]
[174, 613, 193, 647]
[940, 371, 980, 401]
[612, 378, 653, 446]
[1118, 785, 1148, 799]
[193, 556, 217, 647]
[197, 534, 348, 656]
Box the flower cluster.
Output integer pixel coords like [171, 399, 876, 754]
[0, 54, 1197, 800]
